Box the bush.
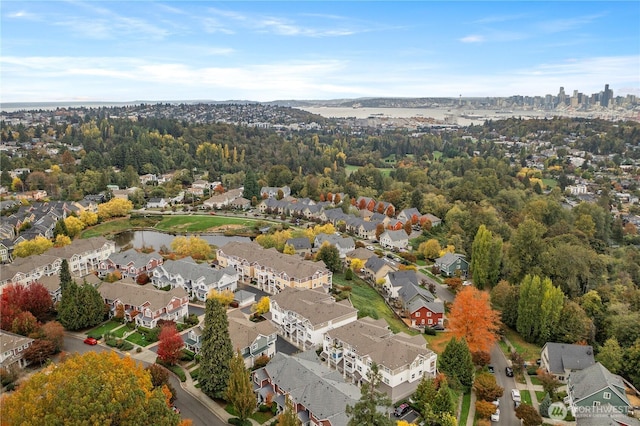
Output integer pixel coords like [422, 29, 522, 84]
[424, 327, 436, 335]
[0, 368, 17, 387]
[228, 418, 252, 426]
[180, 349, 195, 361]
[527, 365, 538, 375]
[252, 355, 271, 370]
[259, 404, 271, 412]
[119, 341, 134, 351]
[136, 347, 142, 353]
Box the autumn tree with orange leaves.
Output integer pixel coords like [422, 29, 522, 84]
[447, 286, 501, 354]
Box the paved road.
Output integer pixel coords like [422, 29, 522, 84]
[490, 343, 519, 426]
[63, 335, 225, 426]
[416, 270, 453, 303]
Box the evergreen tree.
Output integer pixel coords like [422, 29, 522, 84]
[59, 281, 105, 330]
[346, 363, 393, 426]
[410, 188, 423, 211]
[432, 379, 455, 417]
[53, 219, 69, 238]
[413, 376, 437, 421]
[439, 337, 474, 390]
[226, 350, 256, 422]
[199, 298, 233, 399]
[470, 225, 503, 290]
[243, 170, 260, 201]
[539, 393, 551, 418]
[59, 259, 72, 294]
[58, 280, 81, 330]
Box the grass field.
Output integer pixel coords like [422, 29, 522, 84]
[81, 217, 160, 238]
[87, 320, 123, 338]
[345, 164, 394, 177]
[542, 178, 558, 188]
[125, 331, 151, 347]
[424, 331, 454, 355]
[530, 376, 542, 386]
[536, 391, 547, 403]
[503, 327, 542, 362]
[333, 273, 416, 335]
[521, 390, 533, 405]
[459, 392, 471, 426]
[155, 215, 256, 232]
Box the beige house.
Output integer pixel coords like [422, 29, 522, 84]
[217, 241, 332, 294]
[322, 317, 438, 402]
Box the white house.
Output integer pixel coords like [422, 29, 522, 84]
[313, 234, 356, 259]
[0, 330, 35, 369]
[151, 257, 238, 302]
[322, 317, 438, 402]
[379, 230, 409, 250]
[269, 288, 358, 350]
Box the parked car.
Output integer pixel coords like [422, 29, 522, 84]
[491, 408, 500, 422]
[511, 389, 521, 402]
[505, 366, 514, 377]
[83, 337, 98, 345]
[171, 406, 180, 414]
[488, 365, 495, 373]
[394, 403, 410, 417]
[430, 324, 445, 331]
[514, 400, 521, 409]
[492, 399, 500, 408]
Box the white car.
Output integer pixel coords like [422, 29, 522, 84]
[492, 399, 500, 408]
[491, 408, 500, 422]
[511, 389, 521, 402]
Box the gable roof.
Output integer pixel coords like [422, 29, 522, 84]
[106, 249, 162, 268]
[381, 229, 409, 242]
[228, 310, 277, 351]
[286, 237, 312, 251]
[434, 252, 468, 267]
[259, 351, 360, 425]
[271, 288, 357, 326]
[569, 362, 630, 405]
[98, 282, 187, 311]
[543, 342, 595, 374]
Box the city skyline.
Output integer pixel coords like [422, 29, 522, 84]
[1, 1, 639, 103]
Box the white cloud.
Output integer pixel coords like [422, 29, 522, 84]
[460, 35, 485, 43]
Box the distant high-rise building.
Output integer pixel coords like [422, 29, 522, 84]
[601, 84, 613, 107]
[558, 87, 567, 106]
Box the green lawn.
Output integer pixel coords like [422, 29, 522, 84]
[155, 215, 257, 232]
[536, 391, 546, 403]
[521, 390, 532, 405]
[333, 273, 416, 335]
[542, 178, 558, 188]
[81, 217, 161, 238]
[87, 320, 124, 338]
[344, 164, 394, 177]
[125, 331, 151, 347]
[111, 325, 129, 338]
[503, 327, 542, 362]
[459, 392, 471, 426]
[530, 376, 542, 386]
[251, 410, 274, 424]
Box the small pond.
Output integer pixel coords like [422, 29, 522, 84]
[113, 230, 251, 251]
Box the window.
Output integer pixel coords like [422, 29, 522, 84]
[427, 311, 432, 317]
[415, 312, 420, 317]
[603, 392, 611, 400]
[593, 401, 601, 407]
[411, 373, 415, 380]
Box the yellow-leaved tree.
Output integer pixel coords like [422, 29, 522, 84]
[303, 223, 336, 242]
[64, 215, 86, 238]
[208, 289, 235, 306]
[13, 236, 53, 257]
[170, 236, 213, 260]
[79, 210, 98, 227]
[255, 230, 292, 252]
[350, 258, 364, 272]
[252, 297, 270, 316]
[283, 243, 296, 255]
[54, 234, 72, 247]
[97, 198, 133, 220]
[0, 351, 180, 425]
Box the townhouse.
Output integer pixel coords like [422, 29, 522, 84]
[313, 234, 355, 258]
[379, 230, 409, 251]
[252, 351, 361, 426]
[269, 288, 358, 350]
[98, 281, 189, 328]
[322, 317, 438, 402]
[382, 270, 444, 328]
[151, 257, 238, 302]
[0, 237, 115, 292]
[98, 248, 163, 280]
[184, 310, 278, 368]
[217, 241, 332, 295]
[0, 330, 34, 370]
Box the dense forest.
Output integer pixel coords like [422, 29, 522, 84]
[2, 109, 640, 387]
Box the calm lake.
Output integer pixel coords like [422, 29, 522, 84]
[113, 230, 251, 251]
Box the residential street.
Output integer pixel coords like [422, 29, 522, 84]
[490, 343, 520, 426]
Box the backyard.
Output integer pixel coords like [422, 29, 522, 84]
[332, 273, 417, 335]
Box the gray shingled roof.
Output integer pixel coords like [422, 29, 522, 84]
[569, 362, 629, 405]
[259, 351, 360, 425]
[270, 288, 357, 326]
[544, 342, 595, 375]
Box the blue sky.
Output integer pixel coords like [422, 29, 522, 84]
[1, 1, 639, 102]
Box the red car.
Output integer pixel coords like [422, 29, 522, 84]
[84, 337, 98, 345]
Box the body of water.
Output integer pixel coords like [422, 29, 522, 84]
[113, 230, 250, 251]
